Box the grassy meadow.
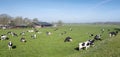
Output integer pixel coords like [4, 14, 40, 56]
[0, 24, 120, 57]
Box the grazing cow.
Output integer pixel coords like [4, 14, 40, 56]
[46, 32, 51, 35]
[109, 32, 117, 37]
[1, 34, 8, 40]
[60, 31, 67, 36]
[94, 34, 102, 41]
[27, 30, 34, 32]
[69, 28, 72, 31]
[31, 34, 36, 39]
[64, 36, 72, 42]
[20, 37, 26, 42]
[8, 41, 13, 50]
[37, 32, 42, 34]
[20, 32, 25, 36]
[34, 29, 39, 33]
[11, 32, 18, 37]
[2, 26, 6, 30]
[54, 28, 58, 31]
[101, 29, 104, 33]
[7, 31, 12, 35]
[7, 32, 18, 37]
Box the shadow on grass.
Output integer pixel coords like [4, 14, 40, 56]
[74, 47, 79, 51]
[114, 28, 120, 31]
[74, 47, 86, 51]
[12, 45, 16, 49]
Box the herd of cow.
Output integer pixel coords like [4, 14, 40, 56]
[64, 29, 119, 51]
[0, 28, 119, 51]
[77, 29, 119, 50]
[0, 29, 39, 50]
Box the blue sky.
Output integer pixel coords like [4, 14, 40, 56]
[0, 0, 120, 23]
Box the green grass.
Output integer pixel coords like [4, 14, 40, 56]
[0, 24, 120, 57]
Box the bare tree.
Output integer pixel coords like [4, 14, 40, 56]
[13, 16, 24, 25]
[57, 20, 63, 26]
[33, 18, 39, 22]
[0, 14, 12, 25]
[23, 17, 32, 24]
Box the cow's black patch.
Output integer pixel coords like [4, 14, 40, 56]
[82, 43, 85, 46]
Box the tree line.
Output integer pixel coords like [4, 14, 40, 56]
[0, 14, 39, 26]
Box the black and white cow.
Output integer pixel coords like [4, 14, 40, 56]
[88, 39, 95, 46]
[46, 31, 51, 35]
[60, 31, 67, 35]
[31, 34, 36, 39]
[78, 39, 95, 50]
[1, 34, 8, 40]
[7, 31, 12, 35]
[20, 32, 25, 36]
[11, 32, 18, 37]
[8, 41, 13, 50]
[109, 32, 117, 37]
[54, 28, 58, 31]
[101, 29, 105, 33]
[27, 30, 34, 32]
[69, 28, 72, 31]
[64, 36, 72, 42]
[20, 37, 26, 42]
[79, 41, 90, 50]
[34, 29, 39, 33]
[94, 34, 102, 41]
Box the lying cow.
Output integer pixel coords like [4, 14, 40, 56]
[64, 36, 72, 42]
[20, 37, 26, 42]
[94, 34, 102, 41]
[8, 41, 13, 50]
[1, 34, 8, 40]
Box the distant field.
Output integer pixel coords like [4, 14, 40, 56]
[0, 24, 120, 57]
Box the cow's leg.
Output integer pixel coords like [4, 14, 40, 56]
[79, 46, 82, 50]
[109, 34, 112, 37]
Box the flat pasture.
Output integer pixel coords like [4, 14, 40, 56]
[0, 24, 119, 57]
